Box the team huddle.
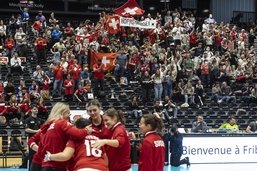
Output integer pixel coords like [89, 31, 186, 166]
[27, 100, 165, 171]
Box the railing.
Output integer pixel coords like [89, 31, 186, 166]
[232, 11, 256, 24]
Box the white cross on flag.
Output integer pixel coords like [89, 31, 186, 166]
[113, 0, 144, 17]
[90, 51, 117, 71]
[105, 16, 120, 34]
[122, 7, 139, 15]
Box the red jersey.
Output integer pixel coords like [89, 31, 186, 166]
[54, 66, 64, 80]
[42, 78, 50, 90]
[64, 26, 74, 36]
[20, 103, 30, 113]
[28, 123, 52, 166]
[93, 64, 104, 80]
[34, 37, 47, 50]
[5, 38, 15, 50]
[74, 87, 84, 96]
[67, 134, 108, 171]
[69, 64, 81, 79]
[90, 116, 111, 139]
[40, 119, 89, 169]
[28, 130, 42, 165]
[0, 104, 7, 116]
[106, 122, 131, 171]
[138, 131, 165, 171]
[33, 20, 42, 32]
[64, 79, 74, 95]
[7, 104, 19, 113]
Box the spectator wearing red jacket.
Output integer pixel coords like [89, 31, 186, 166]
[0, 99, 7, 120]
[7, 95, 21, 121]
[138, 114, 165, 171]
[32, 20, 42, 36]
[53, 61, 64, 97]
[20, 98, 31, 120]
[68, 59, 81, 91]
[93, 59, 104, 97]
[93, 108, 131, 171]
[34, 34, 47, 63]
[4, 35, 15, 59]
[64, 74, 74, 101]
[64, 22, 74, 38]
[37, 99, 48, 121]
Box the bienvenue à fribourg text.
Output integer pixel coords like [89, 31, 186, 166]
[183, 145, 257, 155]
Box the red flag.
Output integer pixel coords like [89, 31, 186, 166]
[105, 15, 120, 34]
[113, 0, 144, 17]
[75, 32, 99, 42]
[90, 51, 117, 71]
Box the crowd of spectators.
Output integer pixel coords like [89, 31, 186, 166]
[0, 6, 256, 129]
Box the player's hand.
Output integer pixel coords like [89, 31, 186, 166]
[44, 151, 52, 161]
[86, 125, 92, 134]
[128, 132, 136, 139]
[92, 140, 106, 149]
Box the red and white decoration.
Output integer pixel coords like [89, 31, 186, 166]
[113, 0, 144, 17]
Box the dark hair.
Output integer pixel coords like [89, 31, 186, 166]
[31, 103, 38, 108]
[170, 124, 179, 136]
[227, 115, 236, 122]
[86, 99, 101, 108]
[104, 108, 125, 125]
[142, 114, 164, 134]
[75, 118, 91, 129]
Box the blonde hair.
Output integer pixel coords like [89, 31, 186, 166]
[46, 102, 70, 122]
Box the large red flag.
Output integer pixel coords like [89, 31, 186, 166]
[75, 32, 99, 42]
[105, 15, 120, 34]
[113, 0, 144, 17]
[90, 51, 117, 71]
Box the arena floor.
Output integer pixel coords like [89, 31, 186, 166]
[1, 163, 257, 171]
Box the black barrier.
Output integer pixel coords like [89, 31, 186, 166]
[130, 139, 141, 163]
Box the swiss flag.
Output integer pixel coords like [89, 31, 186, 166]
[105, 15, 120, 34]
[113, 0, 145, 17]
[75, 32, 99, 42]
[90, 51, 117, 71]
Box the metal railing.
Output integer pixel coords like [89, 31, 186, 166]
[232, 11, 256, 24]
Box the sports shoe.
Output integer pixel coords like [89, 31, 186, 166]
[185, 157, 190, 167]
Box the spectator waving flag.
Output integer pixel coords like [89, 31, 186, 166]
[105, 15, 120, 34]
[113, 0, 145, 17]
[90, 51, 117, 71]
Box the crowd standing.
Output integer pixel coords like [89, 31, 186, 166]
[0, 5, 257, 170]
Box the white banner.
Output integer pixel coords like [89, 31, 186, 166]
[180, 136, 257, 164]
[119, 16, 157, 29]
[69, 110, 104, 122]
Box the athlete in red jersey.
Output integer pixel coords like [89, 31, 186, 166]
[93, 108, 131, 171]
[138, 114, 165, 171]
[86, 99, 111, 139]
[28, 121, 53, 171]
[39, 102, 91, 171]
[44, 118, 108, 171]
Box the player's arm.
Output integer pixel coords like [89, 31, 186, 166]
[93, 139, 119, 148]
[28, 131, 41, 152]
[45, 147, 75, 162]
[103, 153, 109, 168]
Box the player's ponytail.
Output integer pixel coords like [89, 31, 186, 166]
[142, 114, 164, 135]
[104, 108, 125, 125]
